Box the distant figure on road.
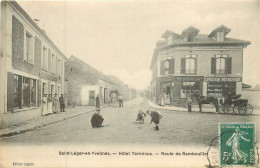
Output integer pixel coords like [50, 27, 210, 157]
[136, 110, 146, 123]
[91, 108, 104, 128]
[96, 94, 100, 108]
[146, 110, 163, 131]
[118, 95, 123, 107]
[59, 94, 65, 112]
[187, 96, 192, 112]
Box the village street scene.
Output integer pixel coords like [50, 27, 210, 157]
[0, 0, 259, 153]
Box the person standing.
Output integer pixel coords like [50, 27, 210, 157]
[187, 96, 192, 112]
[42, 94, 48, 116]
[47, 94, 53, 115]
[96, 94, 100, 108]
[146, 110, 163, 131]
[118, 94, 123, 107]
[59, 94, 65, 112]
[91, 108, 104, 128]
[52, 93, 59, 113]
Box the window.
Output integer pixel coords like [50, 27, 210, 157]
[216, 55, 227, 74]
[22, 77, 30, 108]
[51, 85, 55, 96]
[89, 91, 95, 100]
[217, 31, 224, 41]
[30, 79, 36, 107]
[42, 46, 48, 70]
[181, 82, 200, 98]
[42, 83, 47, 95]
[14, 75, 22, 109]
[164, 60, 170, 75]
[52, 54, 56, 74]
[187, 33, 194, 42]
[185, 55, 196, 74]
[25, 32, 34, 63]
[167, 36, 172, 45]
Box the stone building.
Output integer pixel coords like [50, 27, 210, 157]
[65, 56, 123, 106]
[150, 25, 250, 104]
[0, 1, 66, 125]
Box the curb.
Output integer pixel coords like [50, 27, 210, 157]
[0, 105, 112, 139]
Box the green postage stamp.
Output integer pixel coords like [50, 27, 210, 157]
[220, 123, 255, 166]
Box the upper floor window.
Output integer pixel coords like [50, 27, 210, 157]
[217, 31, 224, 41]
[52, 53, 56, 74]
[211, 55, 232, 74]
[24, 31, 34, 64]
[181, 55, 196, 74]
[187, 34, 195, 42]
[42, 46, 48, 70]
[160, 58, 175, 75]
[167, 36, 172, 45]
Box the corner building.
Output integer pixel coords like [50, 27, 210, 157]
[150, 25, 250, 104]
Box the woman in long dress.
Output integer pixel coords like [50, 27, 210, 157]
[42, 94, 48, 116]
[52, 93, 59, 113]
[226, 126, 250, 163]
[47, 94, 53, 114]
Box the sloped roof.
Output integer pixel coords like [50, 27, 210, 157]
[242, 83, 252, 89]
[209, 25, 231, 38]
[181, 26, 200, 36]
[161, 30, 181, 38]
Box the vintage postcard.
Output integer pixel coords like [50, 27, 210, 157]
[0, 0, 259, 167]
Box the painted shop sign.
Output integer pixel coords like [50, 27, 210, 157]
[159, 76, 204, 82]
[205, 77, 242, 82]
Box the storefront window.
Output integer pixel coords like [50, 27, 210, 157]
[164, 60, 170, 75]
[181, 81, 200, 98]
[207, 82, 236, 97]
[22, 77, 30, 108]
[30, 79, 36, 107]
[185, 55, 196, 74]
[14, 75, 22, 109]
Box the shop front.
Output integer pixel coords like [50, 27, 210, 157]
[159, 76, 204, 104]
[205, 77, 242, 97]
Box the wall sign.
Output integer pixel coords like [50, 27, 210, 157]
[205, 77, 242, 82]
[159, 76, 204, 82]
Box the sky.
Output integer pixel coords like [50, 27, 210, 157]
[18, 0, 259, 90]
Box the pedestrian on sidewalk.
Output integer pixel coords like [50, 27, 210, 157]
[59, 94, 65, 112]
[91, 108, 104, 128]
[187, 96, 192, 112]
[42, 94, 48, 116]
[146, 110, 163, 131]
[96, 94, 100, 108]
[118, 94, 123, 107]
[52, 93, 59, 114]
[136, 110, 146, 123]
[47, 94, 53, 115]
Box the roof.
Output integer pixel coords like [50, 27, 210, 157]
[161, 30, 181, 38]
[7, 1, 67, 60]
[181, 26, 200, 37]
[209, 25, 231, 38]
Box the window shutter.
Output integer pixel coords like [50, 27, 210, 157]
[170, 58, 175, 74]
[7, 72, 14, 112]
[48, 49, 51, 72]
[181, 58, 185, 74]
[211, 57, 216, 74]
[160, 61, 165, 75]
[226, 57, 232, 74]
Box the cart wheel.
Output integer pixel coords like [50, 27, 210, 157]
[233, 107, 239, 114]
[219, 106, 225, 114]
[241, 103, 253, 115]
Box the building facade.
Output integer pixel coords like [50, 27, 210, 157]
[0, 1, 66, 115]
[150, 25, 250, 104]
[65, 56, 122, 106]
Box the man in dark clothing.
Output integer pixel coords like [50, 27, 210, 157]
[59, 94, 65, 112]
[96, 94, 100, 108]
[146, 110, 163, 131]
[91, 108, 104, 128]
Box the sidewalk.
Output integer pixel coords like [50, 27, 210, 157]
[0, 105, 109, 139]
[147, 100, 260, 115]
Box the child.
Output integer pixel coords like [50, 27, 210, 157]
[146, 110, 163, 131]
[136, 110, 146, 123]
[91, 108, 104, 128]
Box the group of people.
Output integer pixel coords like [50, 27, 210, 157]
[96, 94, 124, 108]
[42, 94, 65, 116]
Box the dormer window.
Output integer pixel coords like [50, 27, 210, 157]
[167, 36, 172, 45]
[181, 26, 200, 42]
[217, 31, 224, 41]
[187, 33, 195, 42]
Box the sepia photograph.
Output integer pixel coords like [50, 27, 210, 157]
[0, 0, 259, 167]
